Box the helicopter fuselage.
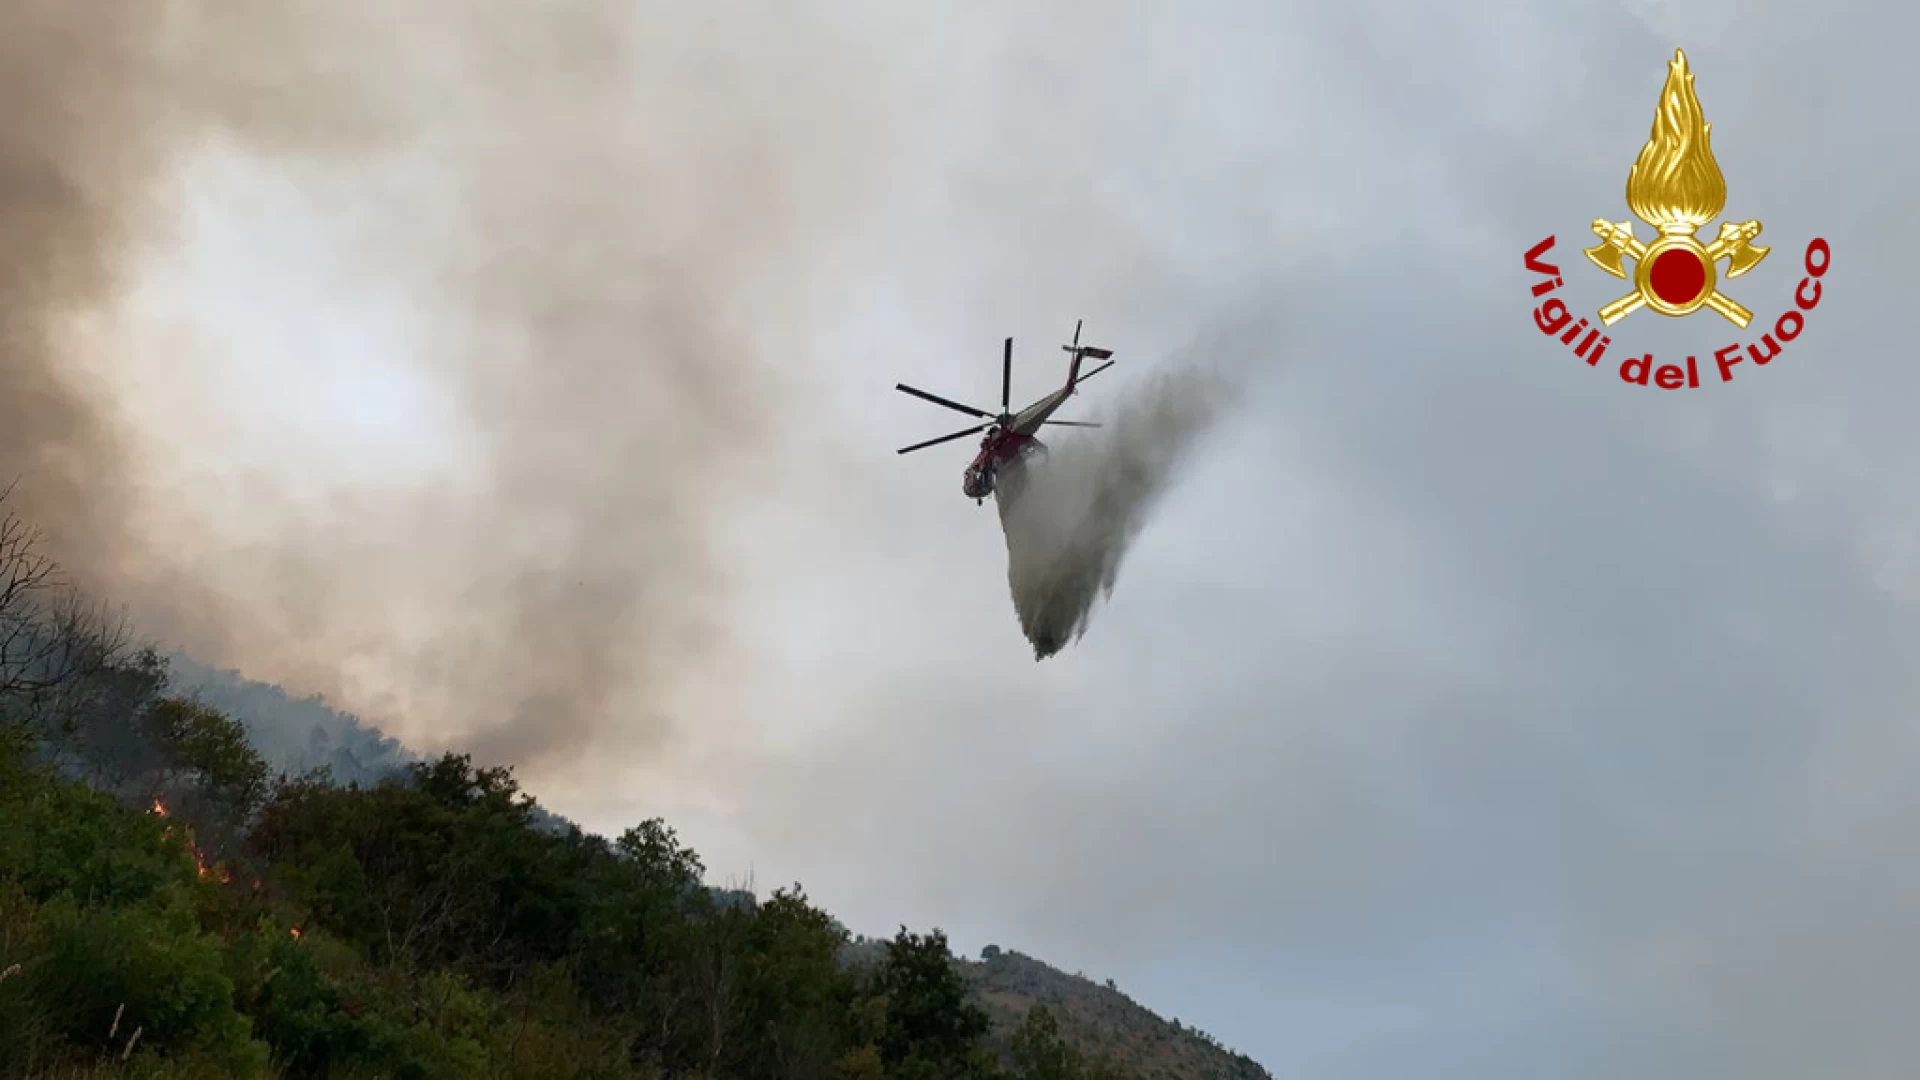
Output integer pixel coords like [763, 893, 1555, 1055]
[962, 429, 1046, 501]
[959, 384, 1077, 501]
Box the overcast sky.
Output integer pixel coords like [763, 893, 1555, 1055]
[48, 0, 1920, 1075]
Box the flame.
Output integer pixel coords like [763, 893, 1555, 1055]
[147, 797, 235, 888]
[289, 926, 303, 940]
[1625, 49, 1727, 234]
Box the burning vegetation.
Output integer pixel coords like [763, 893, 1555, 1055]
[148, 796, 217, 881]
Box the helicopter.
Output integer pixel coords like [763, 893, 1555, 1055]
[895, 319, 1114, 504]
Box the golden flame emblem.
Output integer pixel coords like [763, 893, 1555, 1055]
[1583, 49, 1770, 327]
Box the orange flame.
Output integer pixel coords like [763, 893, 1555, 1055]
[147, 797, 235, 888]
[289, 926, 304, 940]
[1625, 49, 1728, 234]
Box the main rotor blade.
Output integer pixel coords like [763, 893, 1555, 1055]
[898, 423, 990, 454]
[1076, 359, 1115, 383]
[1002, 337, 1013, 412]
[1043, 420, 1101, 428]
[896, 383, 990, 419]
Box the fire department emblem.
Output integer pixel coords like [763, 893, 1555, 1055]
[1583, 49, 1770, 328]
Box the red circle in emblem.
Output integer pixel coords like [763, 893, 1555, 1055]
[1649, 248, 1707, 307]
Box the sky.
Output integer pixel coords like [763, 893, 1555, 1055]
[11, 0, 1920, 1076]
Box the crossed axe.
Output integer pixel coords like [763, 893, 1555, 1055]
[1584, 219, 1770, 328]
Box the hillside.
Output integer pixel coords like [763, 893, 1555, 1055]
[968, 950, 1268, 1080]
[842, 940, 1269, 1080]
[0, 496, 1266, 1079]
[162, 653, 414, 788]
[163, 653, 578, 835]
[176, 660, 1270, 1078]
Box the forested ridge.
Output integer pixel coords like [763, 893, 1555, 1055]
[0, 494, 1262, 1080]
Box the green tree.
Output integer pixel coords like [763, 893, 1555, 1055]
[726, 885, 853, 1079]
[1011, 1005, 1082, 1080]
[141, 697, 271, 852]
[871, 927, 995, 1080]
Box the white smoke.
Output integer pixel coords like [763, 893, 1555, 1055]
[994, 355, 1235, 659]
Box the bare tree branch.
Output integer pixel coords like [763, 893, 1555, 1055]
[0, 484, 135, 726]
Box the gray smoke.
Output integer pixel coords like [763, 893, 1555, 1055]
[0, 1, 909, 775]
[995, 355, 1235, 659]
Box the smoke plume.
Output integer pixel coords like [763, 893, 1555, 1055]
[994, 355, 1235, 659]
[0, 2, 908, 775]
